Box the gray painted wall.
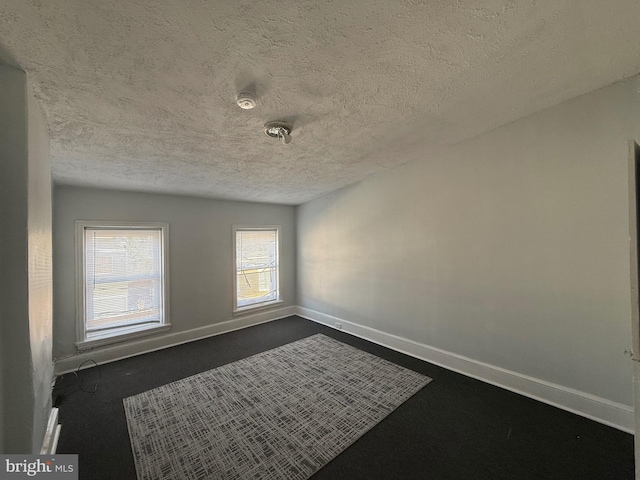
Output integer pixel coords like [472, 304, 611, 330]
[53, 187, 296, 359]
[26, 75, 54, 453]
[0, 65, 53, 453]
[297, 75, 640, 407]
[0, 63, 31, 454]
[0, 325, 3, 453]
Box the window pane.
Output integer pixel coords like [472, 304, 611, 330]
[236, 229, 279, 308]
[84, 228, 163, 335]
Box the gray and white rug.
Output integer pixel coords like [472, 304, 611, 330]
[123, 334, 432, 480]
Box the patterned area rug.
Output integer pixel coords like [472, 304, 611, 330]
[123, 334, 432, 480]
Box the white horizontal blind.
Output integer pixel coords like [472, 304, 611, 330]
[84, 228, 163, 337]
[236, 229, 279, 308]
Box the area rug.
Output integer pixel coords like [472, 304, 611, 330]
[123, 334, 432, 480]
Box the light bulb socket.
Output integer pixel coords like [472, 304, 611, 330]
[264, 121, 292, 144]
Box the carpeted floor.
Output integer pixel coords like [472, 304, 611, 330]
[54, 315, 634, 479]
[124, 334, 431, 479]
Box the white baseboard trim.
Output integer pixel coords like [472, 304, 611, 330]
[40, 408, 60, 454]
[296, 306, 634, 434]
[54, 306, 296, 375]
[53, 305, 634, 433]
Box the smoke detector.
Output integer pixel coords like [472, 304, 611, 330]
[236, 92, 257, 109]
[264, 121, 292, 145]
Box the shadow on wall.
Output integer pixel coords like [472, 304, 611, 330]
[0, 45, 20, 68]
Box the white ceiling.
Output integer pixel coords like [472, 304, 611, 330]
[1, 1, 639, 205]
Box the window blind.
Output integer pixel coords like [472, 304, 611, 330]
[236, 229, 279, 308]
[84, 228, 163, 336]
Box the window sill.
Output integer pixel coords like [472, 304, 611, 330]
[233, 299, 283, 316]
[76, 323, 171, 351]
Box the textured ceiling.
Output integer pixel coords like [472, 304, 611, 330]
[1, 1, 639, 205]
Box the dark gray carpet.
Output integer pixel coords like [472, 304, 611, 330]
[54, 316, 635, 479]
[123, 334, 431, 480]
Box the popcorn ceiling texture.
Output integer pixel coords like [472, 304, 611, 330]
[0, 0, 639, 204]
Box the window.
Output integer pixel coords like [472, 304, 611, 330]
[76, 221, 170, 349]
[234, 226, 281, 312]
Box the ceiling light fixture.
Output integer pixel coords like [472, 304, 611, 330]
[264, 121, 292, 145]
[236, 91, 257, 109]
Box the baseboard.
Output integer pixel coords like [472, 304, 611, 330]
[40, 408, 60, 454]
[54, 306, 296, 375]
[296, 306, 635, 434]
[53, 305, 635, 433]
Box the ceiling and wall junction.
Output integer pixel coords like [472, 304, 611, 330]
[1, 0, 639, 204]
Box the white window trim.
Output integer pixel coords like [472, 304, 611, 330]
[75, 220, 171, 350]
[233, 225, 283, 315]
